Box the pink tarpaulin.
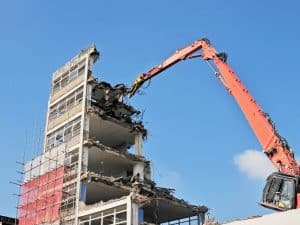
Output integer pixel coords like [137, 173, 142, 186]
[18, 166, 64, 225]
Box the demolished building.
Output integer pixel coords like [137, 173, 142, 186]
[17, 45, 208, 225]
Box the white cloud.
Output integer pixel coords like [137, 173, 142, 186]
[234, 150, 276, 180]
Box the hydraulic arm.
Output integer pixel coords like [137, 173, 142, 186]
[128, 38, 300, 210]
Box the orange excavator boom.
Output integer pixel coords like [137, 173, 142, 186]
[128, 38, 300, 210]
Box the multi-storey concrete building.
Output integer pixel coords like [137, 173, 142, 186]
[18, 45, 208, 225]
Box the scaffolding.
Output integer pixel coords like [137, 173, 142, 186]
[16, 142, 79, 225]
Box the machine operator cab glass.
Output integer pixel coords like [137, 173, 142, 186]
[261, 172, 298, 210]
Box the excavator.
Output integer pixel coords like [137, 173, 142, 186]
[126, 38, 300, 211]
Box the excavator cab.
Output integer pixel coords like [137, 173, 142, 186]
[261, 172, 300, 210]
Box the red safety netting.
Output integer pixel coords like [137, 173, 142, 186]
[18, 166, 65, 225]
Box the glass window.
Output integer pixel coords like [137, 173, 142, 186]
[281, 180, 294, 198]
[116, 212, 126, 223]
[80, 204, 128, 225]
[103, 215, 114, 225]
[70, 65, 77, 71]
[116, 205, 126, 212]
[91, 212, 102, 219]
[70, 69, 78, 80]
[279, 180, 295, 209]
[76, 91, 83, 104]
[58, 102, 67, 115]
[78, 66, 85, 76]
[52, 60, 85, 95]
[46, 117, 81, 150]
[79, 221, 89, 225]
[91, 219, 101, 225]
[53, 79, 60, 93]
[49, 107, 58, 120]
[72, 121, 81, 136]
[49, 87, 83, 121]
[46, 135, 55, 150]
[70, 153, 79, 164]
[64, 126, 72, 141]
[61, 73, 69, 88]
[103, 208, 114, 216]
[67, 96, 76, 108]
[55, 129, 63, 145]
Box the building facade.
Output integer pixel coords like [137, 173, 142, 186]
[18, 46, 207, 225]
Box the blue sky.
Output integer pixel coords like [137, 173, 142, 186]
[1, 0, 300, 222]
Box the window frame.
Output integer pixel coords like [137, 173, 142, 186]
[46, 117, 81, 151]
[48, 87, 84, 122]
[51, 59, 86, 95]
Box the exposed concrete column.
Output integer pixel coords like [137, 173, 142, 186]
[126, 196, 132, 225]
[82, 146, 88, 173]
[133, 162, 145, 182]
[86, 83, 93, 108]
[144, 164, 151, 180]
[131, 202, 142, 225]
[198, 213, 205, 225]
[134, 132, 143, 156]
